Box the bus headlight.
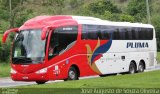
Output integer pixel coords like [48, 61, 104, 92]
[35, 68, 47, 74]
[11, 68, 17, 74]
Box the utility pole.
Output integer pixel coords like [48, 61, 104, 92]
[9, 0, 12, 15]
[146, 0, 151, 24]
[9, 0, 12, 28]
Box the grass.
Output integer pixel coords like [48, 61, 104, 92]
[21, 70, 160, 88]
[15, 70, 160, 94]
[0, 62, 10, 77]
[0, 34, 2, 42]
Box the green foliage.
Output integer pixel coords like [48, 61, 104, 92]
[0, 0, 28, 27]
[100, 11, 113, 20]
[119, 14, 135, 22]
[0, 20, 10, 32]
[127, 0, 147, 22]
[0, 8, 10, 21]
[152, 15, 160, 51]
[88, 0, 121, 15]
[0, 63, 10, 77]
[0, 43, 10, 62]
[15, 9, 34, 27]
[76, 0, 125, 21]
[69, 0, 84, 9]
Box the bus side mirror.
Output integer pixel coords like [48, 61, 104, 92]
[41, 26, 52, 40]
[2, 28, 19, 43]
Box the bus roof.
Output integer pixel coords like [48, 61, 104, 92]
[19, 15, 154, 30]
[71, 16, 154, 28]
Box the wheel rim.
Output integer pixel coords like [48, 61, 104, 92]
[139, 64, 144, 72]
[69, 70, 76, 80]
[130, 65, 135, 74]
[130, 67, 135, 74]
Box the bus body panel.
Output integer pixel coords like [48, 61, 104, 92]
[3, 15, 156, 82]
[95, 39, 157, 74]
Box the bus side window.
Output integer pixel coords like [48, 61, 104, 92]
[48, 31, 59, 59]
[139, 28, 145, 40]
[82, 25, 99, 40]
[100, 30, 109, 40]
[146, 28, 153, 40]
[113, 27, 120, 40]
[124, 28, 131, 40]
[48, 26, 78, 60]
[135, 27, 140, 40]
[87, 30, 98, 40]
[100, 25, 113, 40]
[82, 25, 88, 40]
[126, 28, 132, 40]
[131, 28, 136, 40]
[119, 28, 126, 40]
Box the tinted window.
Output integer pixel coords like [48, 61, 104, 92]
[119, 28, 125, 40]
[113, 28, 120, 40]
[82, 25, 99, 40]
[82, 25, 112, 40]
[146, 28, 153, 40]
[48, 26, 78, 59]
[100, 25, 113, 39]
[139, 28, 146, 40]
[82, 24, 153, 40]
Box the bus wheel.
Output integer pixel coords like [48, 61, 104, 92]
[129, 62, 136, 74]
[36, 81, 46, 84]
[138, 62, 145, 72]
[67, 66, 78, 80]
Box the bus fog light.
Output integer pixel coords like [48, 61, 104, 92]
[35, 68, 47, 74]
[11, 68, 17, 74]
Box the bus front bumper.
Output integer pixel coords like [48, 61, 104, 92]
[11, 72, 48, 81]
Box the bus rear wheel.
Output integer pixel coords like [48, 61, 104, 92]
[129, 62, 136, 74]
[36, 81, 46, 84]
[138, 62, 145, 72]
[67, 66, 78, 80]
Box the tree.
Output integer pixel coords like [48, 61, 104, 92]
[76, 0, 123, 21]
[119, 14, 135, 22]
[88, 0, 121, 15]
[0, 0, 27, 28]
[127, 0, 147, 22]
[152, 15, 160, 51]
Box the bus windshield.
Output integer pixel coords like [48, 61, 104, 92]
[12, 29, 46, 64]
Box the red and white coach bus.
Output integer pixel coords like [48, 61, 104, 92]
[2, 15, 157, 84]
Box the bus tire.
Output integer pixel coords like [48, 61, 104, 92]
[67, 66, 78, 80]
[129, 62, 136, 74]
[138, 62, 145, 72]
[36, 81, 46, 84]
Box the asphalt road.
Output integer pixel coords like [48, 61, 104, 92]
[0, 75, 99, 88]
[0, 65, 160, 88]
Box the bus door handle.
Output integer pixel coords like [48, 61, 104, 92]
[121, 56, 125, 61]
